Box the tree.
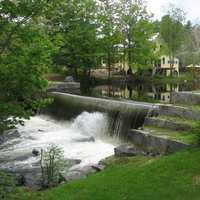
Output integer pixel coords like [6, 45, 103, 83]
[53, 0, 100, 78]
[97, 0, 121, 78]
[0, 0, 56, 133]
[160, 6, 186, 75]
[117, 0, 155, 72]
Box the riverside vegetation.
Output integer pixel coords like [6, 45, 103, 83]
[1, 0, 200, 200]
[2, 147, 200, 200]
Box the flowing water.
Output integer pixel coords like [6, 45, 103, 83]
[0, 112, 119, 170]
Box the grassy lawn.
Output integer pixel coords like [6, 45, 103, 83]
[11, 148, 200, 200]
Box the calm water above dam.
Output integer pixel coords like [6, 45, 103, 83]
[81, 81, 200, 104]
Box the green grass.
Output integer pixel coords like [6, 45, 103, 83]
[11, 148, 200, 200]
[144, 125, 198, 144]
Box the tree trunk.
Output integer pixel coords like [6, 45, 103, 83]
[107, 50, 111, 80]
[170, 55, 174, 77]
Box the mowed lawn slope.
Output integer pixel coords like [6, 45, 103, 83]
[18, 148, 200, 200]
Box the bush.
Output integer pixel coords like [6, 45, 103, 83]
[0, 171, 17, 200]
[40, 144, 65, 188]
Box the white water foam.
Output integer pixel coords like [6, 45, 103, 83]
[0, 112, 118, 168]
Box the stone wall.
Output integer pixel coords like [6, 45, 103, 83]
[128, 129, 188, 154]
[158, 104, 200, 120]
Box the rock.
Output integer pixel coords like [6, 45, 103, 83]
[15, 174, 25, 186]
[73, 136, 95, 143]
[64, 76, 74, 82]
[91, 164, 105, 172]
[64, 159, 81, 168]
[38, 129, 45, 132]
[128, 129, 188, 154]
[59, 171, 86, 182]
[6, 167, 42, 189]
[32, 149, 40, 156]
[146, 152, 160, 157]
[22, 168, 42, 189]
[59, 165, 97, 183]
[114, 144, 145, 157]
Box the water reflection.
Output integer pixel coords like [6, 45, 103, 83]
[84, 81, 200, 104]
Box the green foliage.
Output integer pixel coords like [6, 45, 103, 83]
[178, 22, 200, 67]
[118, 0, 156, 71]
[0, 171, 17, 200]
[53, 0, 101, 76]
[40, 144, 65, 188]
[0, 0, 56, 133]
[160, 7, 185, 59]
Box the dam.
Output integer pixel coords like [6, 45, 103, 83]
[48, 92, 159, 138]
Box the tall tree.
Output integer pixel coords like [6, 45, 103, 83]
[160, 6, 186, 75]
[0, 0, 56, 133]
[54, 0, 100, 78]
[97, 0, 121, 79]
[118, 0, 155, 72]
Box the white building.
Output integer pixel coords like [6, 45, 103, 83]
[154, 55, 179, 76]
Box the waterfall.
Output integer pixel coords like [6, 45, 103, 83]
[0, 112, 118, 169]
[45, 93, 156, 140]
[107, 107, 148, 140]
[71, 112, 109, 138]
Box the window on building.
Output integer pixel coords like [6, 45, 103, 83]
[162, 57, 165, 65]
[163, 96, 165, 101]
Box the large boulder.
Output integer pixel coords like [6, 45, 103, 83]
[7, 166, 42, 189]
[114, 144, 146, 157]
[32, 149, 40, 157]
[59, 164, 104, 182]
[59, 166, 95, 182]
[128, 129, 188, 154]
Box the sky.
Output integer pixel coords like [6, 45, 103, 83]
[147, 0, 200, 23]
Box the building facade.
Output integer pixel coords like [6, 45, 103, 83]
[154, 55, 179, 76]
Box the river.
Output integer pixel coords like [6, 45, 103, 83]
[0, 112, 119, 176]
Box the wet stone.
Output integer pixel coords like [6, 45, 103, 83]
[32, 149, 40, 156]
[114, 144, 146, 157]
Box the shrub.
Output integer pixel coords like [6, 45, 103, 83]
[40, 144, 65, 188]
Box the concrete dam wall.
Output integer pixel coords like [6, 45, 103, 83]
[47, 92, 159, 138]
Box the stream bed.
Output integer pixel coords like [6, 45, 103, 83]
[0, 112, 119, 188]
